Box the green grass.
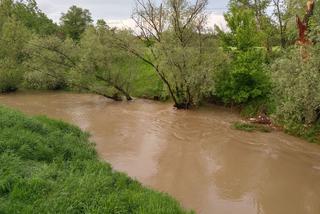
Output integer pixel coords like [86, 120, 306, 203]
[283, 121, 320, 144]
[131, 61, 166, 100]
[233, 122, 272, 133]
[0, 106, 193, 214]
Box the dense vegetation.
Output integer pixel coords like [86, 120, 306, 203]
[0, 106, 192, 213]
[0, 0, 319, 140]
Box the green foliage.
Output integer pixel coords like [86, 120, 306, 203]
[130, 61, 166, 99]
[0, 0, 58, 35]
[240, 98, 275, 118]
[271, 46, 320, 125]
[0, 18, 31, 92]
[0, 59, 22, 92]
[283, 0, 306, 42]
[309, 1, 320, 43]
[75, 27, 136, 99]
[126, 0, 223, 108]
[233, 122, 272, 133]
[0, 106, 192, 213]
[60, 5, 93, 41]
[215, 0, 272, 106]
[215, 49, 271, 104]
[283, 121, 320, 144]
[24, 35, 76, 90]
[0, 0, 56, 93]
[13, 0, 58, 35]
[221, 0, 261, 51]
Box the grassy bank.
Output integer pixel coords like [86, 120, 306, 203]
[0, 106, 192, 213]
[232, 122, 272, 133]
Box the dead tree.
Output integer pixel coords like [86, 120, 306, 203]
[296, 0, 315, 45]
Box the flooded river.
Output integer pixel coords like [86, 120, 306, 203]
[1, 91, 320, 214]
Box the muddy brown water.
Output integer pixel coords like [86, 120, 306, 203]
[1, 91, 320, 214]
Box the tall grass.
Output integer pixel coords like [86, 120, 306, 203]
[0, 106, 193, 213]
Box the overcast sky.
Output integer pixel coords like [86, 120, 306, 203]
[36, 0, 229, 30]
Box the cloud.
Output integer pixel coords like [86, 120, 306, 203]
[36, 0, 135, 23]
[106, 13, 227, 33]
[106, 19, 136, 30]
[207, 12, 227, 31]
[36, 0, 227, 31]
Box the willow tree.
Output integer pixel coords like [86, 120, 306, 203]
[25, 23, 135, 101]
[118, 0, 219, 109]
[74, 23, 135, 101]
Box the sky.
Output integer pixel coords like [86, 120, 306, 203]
[36, 0, 229, 30]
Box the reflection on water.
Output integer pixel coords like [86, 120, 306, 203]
[1, 91, 320, 214]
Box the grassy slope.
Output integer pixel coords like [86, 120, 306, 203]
[0, 107, 192, 214]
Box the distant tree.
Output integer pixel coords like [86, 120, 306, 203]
[272, 0, 288, 47]
[0, 0, 58, 35]
[60, 6, 93, 41]
[96, 19, 109, 30]
[219, 0, 262, 51]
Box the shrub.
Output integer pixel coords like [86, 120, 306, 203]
[23, 70, 67, 90]
[271, 46, 320, 143]
[0, 59, 22, 93]
[0, 18, 30, 93]
[215, 49, 271, 105]
[271, 46, 320, 125]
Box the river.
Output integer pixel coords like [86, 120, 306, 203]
[1, 91, 320, 214]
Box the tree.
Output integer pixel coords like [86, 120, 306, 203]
[118, 0, 220, 109]
[272, 45, 320, 125]
[0, 0, 14, 28]
[0, 18, 31, 92]
[0, 0, 58, 35]
[24, 35, 73, 90]
[14, 0, 58, 35]
[75, 26, 135, 100]
[280, 0, 306, 43]
[309, 0, 320, 43]
[60, 5, 93, 41]
[215, 0, 271, 105]
[272, 0, 288, 47]
[24, 24, 135, 101]
[220, 0, 262, 51]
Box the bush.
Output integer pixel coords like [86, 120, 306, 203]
[271, 46, 320, 143]
[215, 49, 271, 105]
[0, 18, 30, 93]
[271, 46, 320, 124]
[0, 59, 22, 93]
[23, 35, 73, 90]
[0, 106, 192, 213]
[23, 70, 67, 90]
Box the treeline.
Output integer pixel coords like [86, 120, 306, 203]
[0, 0, 319, 141]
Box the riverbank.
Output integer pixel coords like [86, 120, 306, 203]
[0, 106, 192, 213]
[1, 91, 320, 214]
